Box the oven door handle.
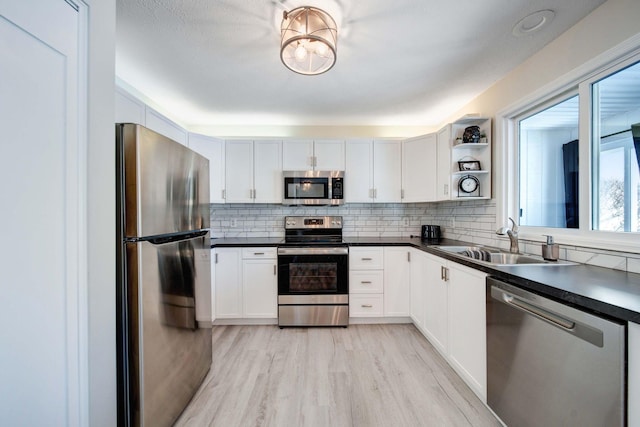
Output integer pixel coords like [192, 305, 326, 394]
[277, 247, 349, 256]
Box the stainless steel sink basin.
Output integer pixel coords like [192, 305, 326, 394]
[432, 245, 575, 266]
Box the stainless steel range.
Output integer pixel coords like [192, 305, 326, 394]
[277, 216, 348, 327]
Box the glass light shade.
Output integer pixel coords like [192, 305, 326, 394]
[280, 7, 337, 75]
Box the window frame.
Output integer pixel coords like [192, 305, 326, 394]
[497, 46, 640, 254]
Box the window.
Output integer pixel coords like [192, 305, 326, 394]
[518, 95, 579, 229]
[591, 61, 640, 232]
[504, 51, 640, 250]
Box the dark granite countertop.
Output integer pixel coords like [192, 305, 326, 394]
[211, 236, 640, 323]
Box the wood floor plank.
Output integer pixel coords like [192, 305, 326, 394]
[175, 324, 501, 427]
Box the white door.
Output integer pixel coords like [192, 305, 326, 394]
[436, 126, 452, 200]
[283, 139, 314, 170]
[373, 140, 402, 202]
[345, 139, 373, 202]
[383, 247, 411, 316]
[243, 259, 278, 317]
[253, 140, 282, 203]
[314, 139, 345, 170]
[403, 134, 436, 202]
[410, 250, 427, 330]
[214, 248, 243, 318]
[188, 133, 226, 203]
[423, 254, 449, 354]
[225, 140, 254, 203]
[0, 2, 83, 425]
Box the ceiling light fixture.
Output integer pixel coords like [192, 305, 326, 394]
[512, 10, 555, 37]
[280, 6, 337, 75]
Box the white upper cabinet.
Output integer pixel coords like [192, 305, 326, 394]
[144, 108, 188, 146]
[283, 139, 345, 171]
[346, 139, 402, 203]
[253, 140, 283, 203]
[436, 125, 452, 200]
[373, 140, 402, 203]
[225, 139, 282, 203]
[345, 139, 374, 202]
[402, 134, 436, 202]
[313, 139, 346, 170]
[188, 133, 226, 204]
[115, 87, 145, 125]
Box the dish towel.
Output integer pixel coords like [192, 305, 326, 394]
[460, 249, 492, 262]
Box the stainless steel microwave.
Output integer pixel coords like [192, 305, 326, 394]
[282, 171, 344, 206]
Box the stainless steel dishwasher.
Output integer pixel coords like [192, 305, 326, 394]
[486, 277, 625, 427]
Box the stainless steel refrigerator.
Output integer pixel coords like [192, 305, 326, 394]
[116, 124, 212, 427]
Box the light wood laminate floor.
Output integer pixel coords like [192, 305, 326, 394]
[175, 324, 501, 427]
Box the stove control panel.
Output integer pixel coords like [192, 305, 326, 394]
[285, 216, 342, 229]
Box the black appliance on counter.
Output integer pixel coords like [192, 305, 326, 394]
[277, 216, 348, 327]
[421, 225, 441, 242]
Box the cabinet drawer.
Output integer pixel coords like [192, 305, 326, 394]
[350, 294, 384, 317]
[349, 247, 384, 270]
[349, 271, 384, 293]
[242, 247, 277, 259]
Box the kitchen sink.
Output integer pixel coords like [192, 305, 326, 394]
[432, 245, 575, 266]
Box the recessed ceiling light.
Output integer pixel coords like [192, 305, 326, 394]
[512, 9, 555, 37]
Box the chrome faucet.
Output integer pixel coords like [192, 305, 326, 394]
[496, 217, 519, 254]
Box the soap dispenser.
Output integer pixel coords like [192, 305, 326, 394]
[542, 235, 559, 261]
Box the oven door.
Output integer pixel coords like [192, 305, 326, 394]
[277, 247, 349, 295]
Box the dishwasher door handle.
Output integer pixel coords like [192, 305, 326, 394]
[490, 285, 604, 347]
[499, 290, 575, 330]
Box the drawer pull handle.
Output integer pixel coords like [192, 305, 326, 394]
[361, 257, 372, 261]
[361, 304, 373, 308]
[361, 281, 372, 284]
[254, 252, 265, 255]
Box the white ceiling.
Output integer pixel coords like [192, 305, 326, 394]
[116, 0, 606, 129]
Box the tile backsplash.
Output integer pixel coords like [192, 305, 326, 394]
[209, 200, 640, 273]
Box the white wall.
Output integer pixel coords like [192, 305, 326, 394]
[86, 0, 116, 425]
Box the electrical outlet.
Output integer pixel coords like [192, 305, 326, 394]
[403, 217, 410, 226]
[452, 217, 456, 228]
[230, 219, 237, 228]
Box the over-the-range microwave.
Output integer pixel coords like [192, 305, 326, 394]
[282, 170, 344, 206]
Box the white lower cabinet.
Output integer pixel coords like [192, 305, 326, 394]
[213, 247, 243, 318]
[413, 252, 487, 401]
[446, 262, 487, 399]
[242, 248, 277, 318]
[383, 247, 411, 316]
[630, 322, 640, 427]
[213, 247, 277, 320]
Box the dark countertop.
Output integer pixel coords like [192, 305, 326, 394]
[211, 236, 640, 323]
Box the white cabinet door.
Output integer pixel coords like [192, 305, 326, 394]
[144, 108, 188, 146]
[447, 262, 487, 400]
[115, 87, 145, 125]
[629, 322, 640, 427]
[410, 249, 427, 330]
[1, 3, 83, 423]
[436, 125, 451, 200]
[314, 139, 345, 170]
[402, 134, 436, 202]
[423, 253, 449, 355]
[373, 140, 402, 203]
[283, 139, 314, 170]
[214, 248, 243, 318]
[345, 139, 374, 202]
[383, 247, 411, 316]
[243, 258, 277, 318]
[188, 133, 226, 204]
[253, 140, 282, 203]
[225, 140, 254, 203]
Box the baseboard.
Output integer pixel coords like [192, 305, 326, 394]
[348, 317, 412, 324]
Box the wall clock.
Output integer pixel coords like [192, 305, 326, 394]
[459, 174, 480, 197]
